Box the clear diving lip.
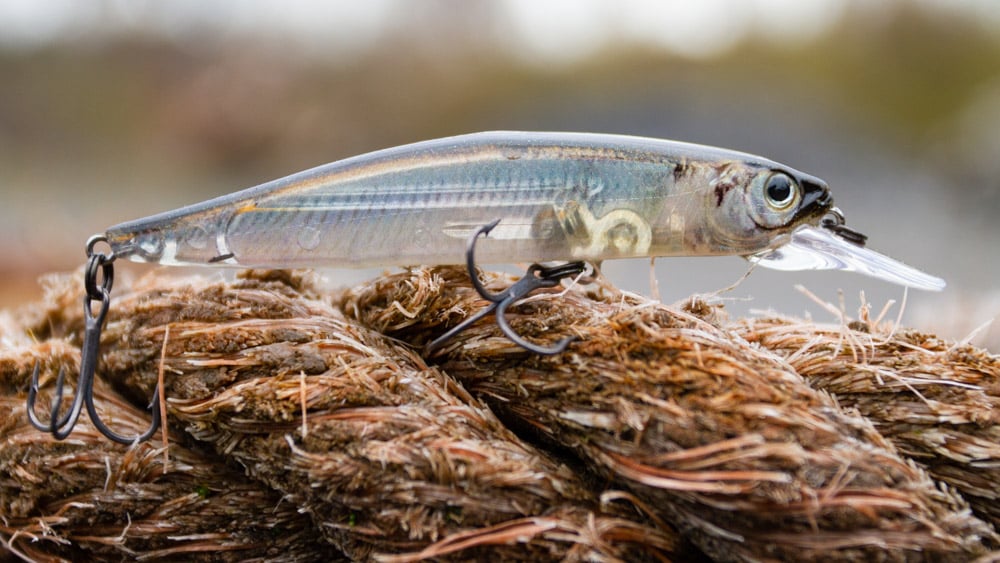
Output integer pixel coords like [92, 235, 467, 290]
[749, 225, 946, 291]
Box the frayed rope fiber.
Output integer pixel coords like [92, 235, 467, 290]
[1, 267, 997, 562]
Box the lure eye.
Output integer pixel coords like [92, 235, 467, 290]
[764, 173, 798, 210]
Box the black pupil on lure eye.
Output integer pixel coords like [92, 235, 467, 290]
[766, 175, 793, 205]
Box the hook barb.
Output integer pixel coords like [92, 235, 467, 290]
[426, 220, 587, 355]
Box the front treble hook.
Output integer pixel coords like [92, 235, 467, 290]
[427, 220, 587, 355]
[26, 236, 161, 445]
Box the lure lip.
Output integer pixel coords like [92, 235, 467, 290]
[749, 224, 946, 291]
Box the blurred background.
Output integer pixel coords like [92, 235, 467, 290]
[1, 0, 998, 348]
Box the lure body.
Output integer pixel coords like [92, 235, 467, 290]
[106, 132, 831, 269]
[32, 132, 943, 446]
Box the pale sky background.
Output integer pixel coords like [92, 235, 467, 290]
[1, 0, 998, 58]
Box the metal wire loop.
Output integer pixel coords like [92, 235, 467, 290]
[821, 206, 868, 247]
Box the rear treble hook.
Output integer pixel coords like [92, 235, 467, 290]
[427, 220, 588, 355]
[26, 235, 161, 445]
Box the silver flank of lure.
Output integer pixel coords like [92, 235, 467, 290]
[99, 131, 944, 291]
[103, 131, 832, 269]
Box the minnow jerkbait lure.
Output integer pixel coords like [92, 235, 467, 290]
[27, 131, 944, 443]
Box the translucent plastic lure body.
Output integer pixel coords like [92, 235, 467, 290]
[106, 131, 838, 269]
[30, 132, 946, 445]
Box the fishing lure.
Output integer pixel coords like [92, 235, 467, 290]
[27, 131, 944, 444]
